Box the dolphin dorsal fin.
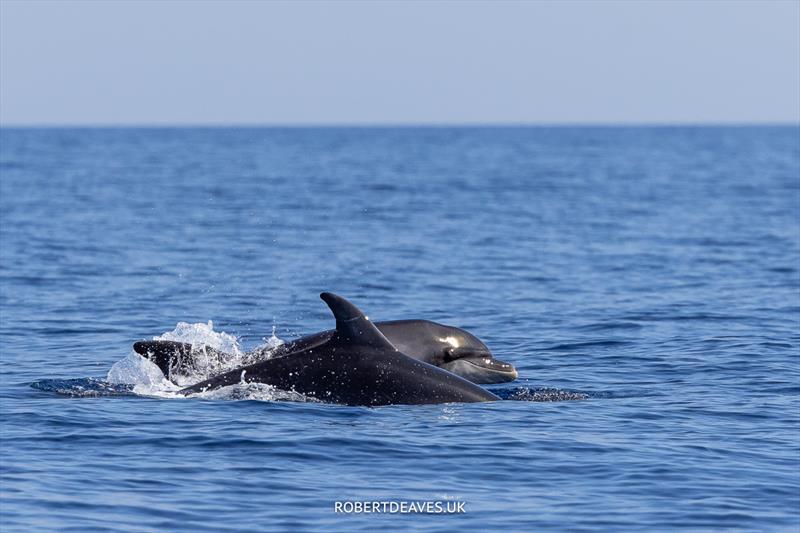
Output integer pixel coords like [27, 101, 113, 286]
[320, 292, 397, 350]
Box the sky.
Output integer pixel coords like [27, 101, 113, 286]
[0, 0, 798, 126]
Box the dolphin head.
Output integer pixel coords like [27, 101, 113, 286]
[435, 329, 518, 384]
[378, 320, 518, 384]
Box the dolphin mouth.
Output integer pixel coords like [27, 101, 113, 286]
[441, 356, 518, 384]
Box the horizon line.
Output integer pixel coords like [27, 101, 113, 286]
[1, 120, 798, 129]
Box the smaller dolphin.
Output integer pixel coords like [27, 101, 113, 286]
[168, 293, 500, 406]
[360, 320, 517, 384]
[135, 320, 516, 385]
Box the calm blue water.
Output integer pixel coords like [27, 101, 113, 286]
[1, 126, 798, 532]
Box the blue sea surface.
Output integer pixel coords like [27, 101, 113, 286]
[1, 126, 798, 532]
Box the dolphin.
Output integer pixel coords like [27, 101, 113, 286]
[259, 319, 517, 384]
[161, 292, 501, 406]
[134, 320, 517, 385]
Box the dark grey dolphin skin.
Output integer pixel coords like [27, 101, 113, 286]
[262, 320, 517, 384]
[166, 293, 501, 406]
[134, 320, 517, 385]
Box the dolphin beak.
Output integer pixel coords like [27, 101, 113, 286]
[441, 355, 518, 384]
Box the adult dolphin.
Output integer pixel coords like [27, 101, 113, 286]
[135, 321, 517, 385]
[171, 293, 501, 406]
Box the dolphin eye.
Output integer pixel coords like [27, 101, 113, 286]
[444, 347, 467, 362]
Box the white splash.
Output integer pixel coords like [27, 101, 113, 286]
[106, 322, 306, 402]
[155, 320, 243, 356]
[254, 326, 285, 358]
[106, 351, 181, 396]
[107, 351, 173, 387]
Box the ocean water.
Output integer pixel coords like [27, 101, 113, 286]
[1, 126, 798, 532]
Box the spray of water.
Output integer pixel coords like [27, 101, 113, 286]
[106, 322, 304, 401]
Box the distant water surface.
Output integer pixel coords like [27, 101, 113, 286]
[1, 126, 798, 531]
